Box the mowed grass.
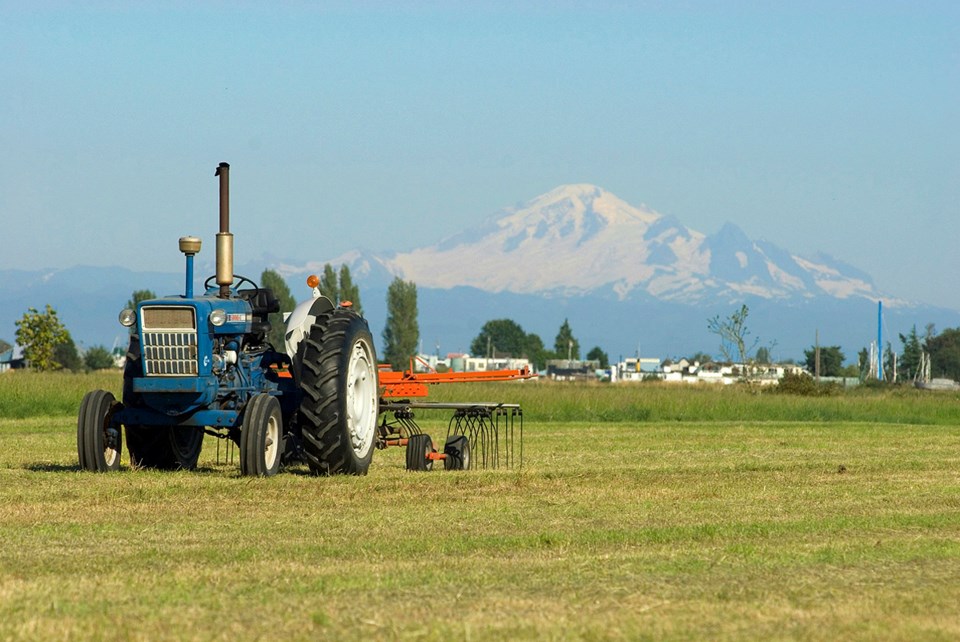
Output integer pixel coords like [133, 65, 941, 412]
[1, 372, 959, 640]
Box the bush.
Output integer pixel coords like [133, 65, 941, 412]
[775, 372, 840, 396]
[84, 345, 116, 371]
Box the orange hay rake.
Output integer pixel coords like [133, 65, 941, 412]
[377, 360, 535, 471]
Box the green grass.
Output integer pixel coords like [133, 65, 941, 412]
[6, 370, 960, 424]
[1, 373, 959, 640]
[0, 371, 121, 418]
[427, 378, 960, 424]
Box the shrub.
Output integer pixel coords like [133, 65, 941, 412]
[775, 372, 840, 396]
[84, 345, 116, 371]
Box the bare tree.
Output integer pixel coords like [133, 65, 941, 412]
[707, 304, 760, 364]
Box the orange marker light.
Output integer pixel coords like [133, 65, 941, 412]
[306, 274, 320, 288]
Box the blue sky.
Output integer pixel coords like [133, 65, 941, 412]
[1, 2, 957, 307]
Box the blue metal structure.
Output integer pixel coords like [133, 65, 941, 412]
[121, 287, 292, 427]
[877, 300, 883, 381]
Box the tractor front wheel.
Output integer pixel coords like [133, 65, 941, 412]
[78, 390, 122, 472]
[297, 309, 379, 475]
[240, 394, 282, 477]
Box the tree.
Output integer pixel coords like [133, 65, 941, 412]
[0, 338, 11, 354]
[15, 305, 69, 371]
[840, 363, 861, 378]
[883, 341, 900, 381]
[554, 319, 580, 360]
[260, 269, 297, 351]
[382, 278, 419, 369]
[707, 304, 760, 364]
[586, 346, 609, 368]
[469, 319, 549, 369]
[754, 346, 772, 364]
[54, 332, 83, 372]
[857, 346, 870, 380]
[84, 345, 116, 371]
[803, 345, 845, 377]
[524, 333, 549, 371]
[315, 263, 363, 313]
[898, 325, 923, 381]
[126, 289, 156, 310]
[320, 263, 339, 302]
[926, 328, 960, 380]
[470, 319, 529, 358]
[339, 264, 362, 314]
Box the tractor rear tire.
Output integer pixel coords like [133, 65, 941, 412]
[406, 434, 434, 471]
[443, 435, 471, 471]
[169, 427, 204, 469]
[127, 425, 204, 471]
[297, 309, 379, 475]
[78, 390, 122, 472]
[240, 394, 282, 477]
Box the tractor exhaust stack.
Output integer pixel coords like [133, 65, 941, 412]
[215, 162, 233, 298]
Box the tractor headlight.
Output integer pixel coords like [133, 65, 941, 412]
[119, 309, 136, 327]
[210, 309, 227, 327]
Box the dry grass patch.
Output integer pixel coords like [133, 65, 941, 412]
[1, 402, 959, 639]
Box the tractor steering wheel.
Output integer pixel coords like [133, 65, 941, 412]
[203, 274, 259, 293]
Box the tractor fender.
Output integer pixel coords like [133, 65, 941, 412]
[284, 295, 335, 358]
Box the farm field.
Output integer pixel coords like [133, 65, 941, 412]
[1, 372, 959, 641]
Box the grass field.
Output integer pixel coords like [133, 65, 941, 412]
[1, 372, 959, 640]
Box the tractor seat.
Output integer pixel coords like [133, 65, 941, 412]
[237, 288, 280, 317]
[237, 288, 280, 339]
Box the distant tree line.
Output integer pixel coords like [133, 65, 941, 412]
[10, 304, 118, 372]
[796, 323, 960, 382]
[10, 280, 960, 384]
[703, 304, 960, 383]
[885, 324, 960, 382]
[467, 318, 607, 371]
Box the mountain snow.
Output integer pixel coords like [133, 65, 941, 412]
[0, 184, 934, 358]
[377, 184, 884, 305]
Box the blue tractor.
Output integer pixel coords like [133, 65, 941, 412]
[77, 163, 380, 476]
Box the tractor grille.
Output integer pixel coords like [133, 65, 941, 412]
[141, 306, 198, 376]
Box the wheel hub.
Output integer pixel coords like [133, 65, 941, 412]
[264, 413, 280, 467]
[345, 340, 376, 454]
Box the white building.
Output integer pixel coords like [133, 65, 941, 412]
[614, 356, 806, 385]
[614, 357, 662, 382]
[412, 352, 532, 373]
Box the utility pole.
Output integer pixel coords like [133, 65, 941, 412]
[815, 329, 820, 383]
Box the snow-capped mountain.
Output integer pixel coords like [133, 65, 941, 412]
[376, 184, 883, 305]
[2, 183, 944, 361]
